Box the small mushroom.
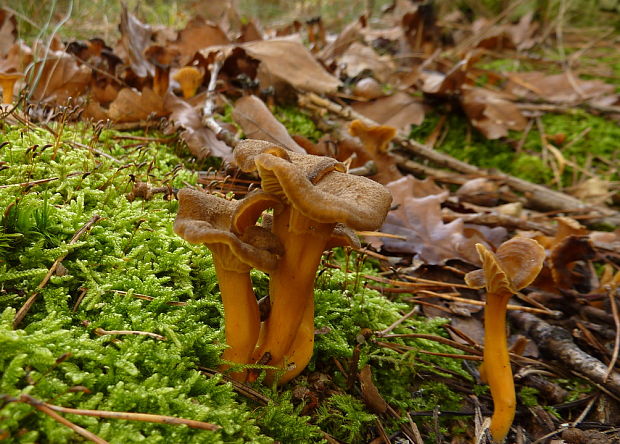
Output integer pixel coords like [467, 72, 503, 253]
[0, 71, 23, 104]
[235, 139, 392, 383]
[172, 66, 204, 99]
[174, 188, 283, 380]
[465, 237, 545, 443]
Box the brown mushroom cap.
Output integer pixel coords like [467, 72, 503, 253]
[234, 139, 393, 231]
[464, 237, 545, 293]
[174, 188, 282, 272]
[348, 119, 396, 154]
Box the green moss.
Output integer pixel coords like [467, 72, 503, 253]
[273, 106, 323, 142]
[409, 109, 618, 186]
[518, 386, 540, 407]
[0, 123, 468, 442]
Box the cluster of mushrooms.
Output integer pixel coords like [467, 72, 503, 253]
[174, 139, 393, 384]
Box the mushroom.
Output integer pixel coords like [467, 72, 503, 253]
[0, 71, 23, 104]
[172, 66, 204, 99]
[174, 188, 283, 381]
[234, 139, 392, 383]
[465, 237, 545, 443]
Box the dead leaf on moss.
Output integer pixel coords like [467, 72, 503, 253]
[171, 17, 230, 65]
[165, 93, 233, 161]
[338, 42, 395, 83]
[380, 176, 506, 265]
[352, 91, 425, 130]
[117, 5, 153, 79]
[505, 71, 615, 103]
[461, 86, 527, 139]
[232, 95, 306, 153]
[28, 53, 91, 104]
[108, 87, 167, 122]
[0, 9, 17, 56]
[241, 38, 341, 94]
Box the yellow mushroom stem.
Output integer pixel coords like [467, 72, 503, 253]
[251, 206, 334, 377]
[483, 289, 515, 443]
[211, 251, 260, 382]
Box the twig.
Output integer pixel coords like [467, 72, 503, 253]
[8, 393, 220, 432]
[510, 311, 620, 397]
[202, 51, 238, 148]
[0, 394, 109, 444]
[299, 93, 620, 226]
[94, 328, 166, 341]
[13, 215, 102, 328]
[604, 288, 620, 382]
[413, 290, 561, 317]
[0, 171, 85, 189]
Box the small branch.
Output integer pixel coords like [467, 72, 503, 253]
[13, 215, 102, 328]
[94, 328, 166, 341]
[604, 289, 620, 382]
[202, 51, 239, 148]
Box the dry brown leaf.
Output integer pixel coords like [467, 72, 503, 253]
[28, 53, 91, 105]
[118, 5, 153, 79]
[359, 365, 388, 414]
[352, 91, 425, 130]
[108, 87, 167, 122]
[461, 86, 527, 139]
[505, 71, 615, 103]
[318, 17, 364, 64]
[232, 95, 306, 153]
[419, 59, 469, 96]
[381, 176, 506, 265]
[241, 38, 341, 94]
[171, 17, 230, 65]
[165, 93, 232, 161]
[0, 9, 17, 56]
[338, 42, 395, 83]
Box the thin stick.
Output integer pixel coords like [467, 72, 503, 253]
[12, 395, 109, 444]
[94, 328, 166, 341]
[604, 288, 620, 382]
[414, 290, 561, 317]
[202, 51, 238, 148]
[41, 402, 220, 431]
[13, 215, 102, 328]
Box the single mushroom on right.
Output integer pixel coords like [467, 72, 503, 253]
[174, 188, 283, 381]
[465, 237, 545, 443]
[234, 139, 392, 383]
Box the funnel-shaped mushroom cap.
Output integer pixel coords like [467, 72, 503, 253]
[348, 119, 397, 154]
[465, 237, 545, 293]
[172, 66, 204, 99]
[234, 139, 393, 231]
[174, 188, 282, 272]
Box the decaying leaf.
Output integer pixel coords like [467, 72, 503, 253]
[232, 95, 306, 153]
[380, 176, 507, 265]
[165, 93, 232, 161]
[118, 5, 153, 79]
[351, 91, 425, 130]
[505, 72, 615, 104]
[171, 17, 230, 65]
[241, 39, 341, 94]
[108, 87, 166, 122]
[27, 53, 91, 104]
[461, 86, 527, 139]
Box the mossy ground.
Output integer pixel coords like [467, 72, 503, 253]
[0, 122, 468, 443]
[409, 109, 620, 187]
